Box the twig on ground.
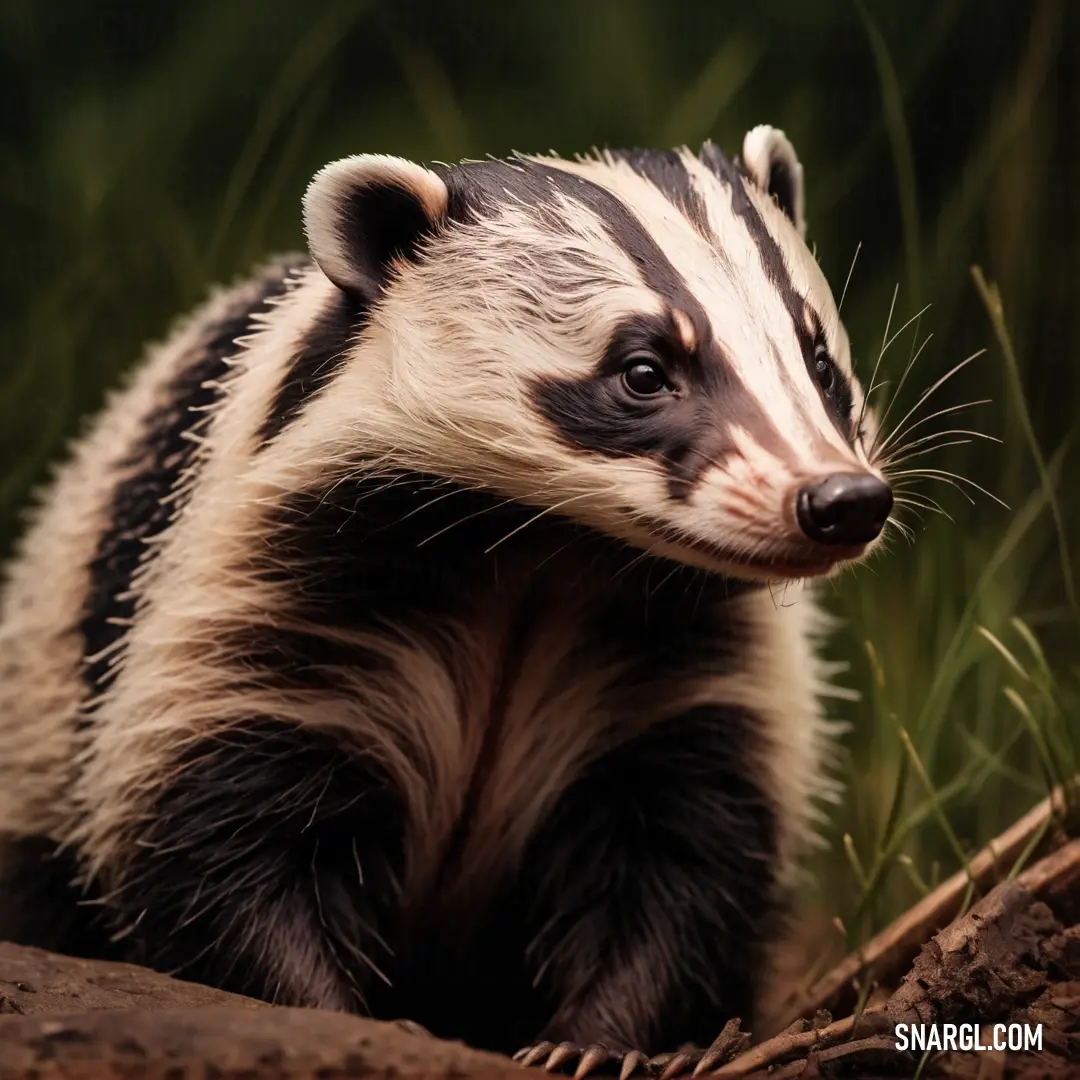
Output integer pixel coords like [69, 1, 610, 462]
[770, 781, 1077, 1032]
[708, 838, 1080, 1079]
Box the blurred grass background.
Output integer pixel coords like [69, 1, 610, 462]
[1, 0, 1077, 993]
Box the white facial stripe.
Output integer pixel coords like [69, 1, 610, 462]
[683, 156, 861, 462]
[543, 152, 858, 465]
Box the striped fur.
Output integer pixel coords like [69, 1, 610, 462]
[0, 129, 887, 1058]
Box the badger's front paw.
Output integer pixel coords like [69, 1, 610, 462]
[513, 1040, 650, 1078]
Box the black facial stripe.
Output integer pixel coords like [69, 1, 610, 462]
[530, 310, 792, 500]
[441, 158, 707, 321]
[258, 289, 358, 446]
[530, 161, 708, 315]
[520, 161, 792, 484]
[444, 154, 801, 486]
[519, 158, 793, 490]
[591, 309, 698, 383]
[698, 143, 806, 323]
[699, 141, 856, 442]
[839, 375, 857, 435]
[604, 148, 713, 240]
[79, 255, 305, 711]
[438, 159, 544, 227]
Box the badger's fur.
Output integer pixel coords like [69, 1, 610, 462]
[0, 128, 892, 1066]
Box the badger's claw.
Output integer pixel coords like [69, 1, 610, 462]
[618, 1050, 650, 1079]
[515, 1041, 557, 1067]
[513, 1041, 650, 1077]
[512, 1019, 748, 1078]
[646, 1051, 692, 1080]
[646, 1021, 751, 1078]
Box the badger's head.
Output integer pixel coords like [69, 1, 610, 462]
[300, 129, 891, 582]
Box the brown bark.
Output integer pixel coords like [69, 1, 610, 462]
[0, 942, 520, 1079]
[0, 1005, 522, 1080]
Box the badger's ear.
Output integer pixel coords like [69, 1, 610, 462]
[302, 154, 449, 301]
[741, 125, 806, 238]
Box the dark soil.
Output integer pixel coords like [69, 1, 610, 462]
[1, 840, 1078, 1080]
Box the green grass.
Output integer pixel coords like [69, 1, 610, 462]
[1, 0, 1078, 992]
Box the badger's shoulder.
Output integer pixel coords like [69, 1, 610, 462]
[0, 252, 308, 838]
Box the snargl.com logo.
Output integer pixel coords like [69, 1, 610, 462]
[893, 1023, 1043, 1054]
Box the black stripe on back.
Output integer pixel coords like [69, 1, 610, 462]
[604, 147, 713, 240]
[698, 141, 855, 440]
[257, 289, 359, 445]
[79, 255, 305, 706]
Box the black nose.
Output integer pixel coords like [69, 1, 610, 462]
[796, 473, 893, 545]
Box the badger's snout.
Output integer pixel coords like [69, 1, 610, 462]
[796, 473, 893, 545]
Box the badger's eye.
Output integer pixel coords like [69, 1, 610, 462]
[622, 358, 669, 397]
[813, 344, 836, 396]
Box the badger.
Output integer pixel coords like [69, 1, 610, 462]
[0, 126, 893, 1075]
